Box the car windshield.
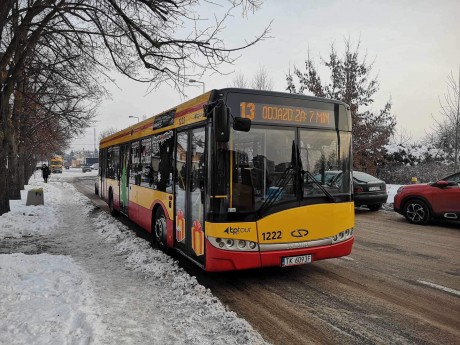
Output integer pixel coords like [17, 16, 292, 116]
[353, 171, 381, 183]
[444, 172, 460, 184]
[299, 130, 351, 198]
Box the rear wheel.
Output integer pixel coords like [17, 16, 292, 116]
[109, 191, 118, 216]
[368, 204, 382, 212]
[403, 199, 430, 225]
[153, 208, 168, 252]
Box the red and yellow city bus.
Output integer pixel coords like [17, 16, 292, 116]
[98, 88, 354, 271]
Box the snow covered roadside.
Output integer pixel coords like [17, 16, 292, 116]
[386, 184, 401, 204]
[0, 254, 102, 345]
[0, 172, 268, 345]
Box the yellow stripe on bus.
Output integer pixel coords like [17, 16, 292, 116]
[205, 202, 354, 244]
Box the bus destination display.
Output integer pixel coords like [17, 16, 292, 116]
[240, 102, 334, 128]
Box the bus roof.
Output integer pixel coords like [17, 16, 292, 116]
[99, 88, 349, 149]
[215, 88, 349, 107]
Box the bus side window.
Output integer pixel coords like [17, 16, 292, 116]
[153, 131, 174, 192]
[107, 147, 113, 178]
[140, 137, 153, 189]
[130, 141, 142, 186]
[113, 146, 120, 180]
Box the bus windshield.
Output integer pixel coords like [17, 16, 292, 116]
[211, 125, 351, 216]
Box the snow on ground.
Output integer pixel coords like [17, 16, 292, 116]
[386, 184, 401, 204]
[0, 168, 404, 345]
[0, 253, 102, 345]
[0, 169, 267, 345]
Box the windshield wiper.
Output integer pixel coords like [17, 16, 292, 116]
[258, 166, 294, 216]
[303, 170, 336, 203]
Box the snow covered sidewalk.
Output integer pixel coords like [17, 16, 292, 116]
[0, 177, 268, 345]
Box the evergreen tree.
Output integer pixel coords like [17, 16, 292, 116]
[286, 40, 396, 174]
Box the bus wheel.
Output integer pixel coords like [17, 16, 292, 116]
[153, 208, 168, 252]
[109, 191, 118, 216]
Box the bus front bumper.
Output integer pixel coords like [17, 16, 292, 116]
[205, 237, 354, 272]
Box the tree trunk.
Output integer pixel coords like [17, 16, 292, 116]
[0, 140, 10, 215]
[0, 81, 14, 215]
[8, 153, 20, 200]
[18, 153, 26, 190]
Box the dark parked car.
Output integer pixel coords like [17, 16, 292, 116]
[81, 165, 92, 173]
[315, 170, 388, 211]
[393, 172, 460, 225]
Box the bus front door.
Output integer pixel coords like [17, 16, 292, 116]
[175, 128, 206, 266]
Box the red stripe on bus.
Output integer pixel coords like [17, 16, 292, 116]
[175, 102, 205, 118]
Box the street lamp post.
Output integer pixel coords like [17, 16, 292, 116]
[129, 115, 140, 123]
[189, 79, 205, 94]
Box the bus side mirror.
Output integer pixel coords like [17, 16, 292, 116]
[213, 102, 230, 142]
[233, 117, 251, 132]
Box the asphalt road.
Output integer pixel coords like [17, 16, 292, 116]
[74, 177, 460, 345]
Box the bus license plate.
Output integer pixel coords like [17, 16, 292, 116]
[282, 255, 312, 267]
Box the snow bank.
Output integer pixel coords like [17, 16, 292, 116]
[0, 253, 103, 345]
[0, 184, 63, 239]
[0, 174, 268, 345]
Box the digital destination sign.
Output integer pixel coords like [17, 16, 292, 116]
[239, 102, 334, 128]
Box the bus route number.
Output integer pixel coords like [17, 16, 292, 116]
[262, 231, 282, 241]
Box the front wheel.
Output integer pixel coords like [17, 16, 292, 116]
[403, 199, 430, 225]
[153, 208, 168, 252]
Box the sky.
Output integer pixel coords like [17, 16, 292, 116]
[70, 0, 460, 152]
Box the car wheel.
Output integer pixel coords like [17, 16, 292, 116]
[153, 207, 168, 252]
[403, 199, 430, 225]
[368, 204, 382, 212]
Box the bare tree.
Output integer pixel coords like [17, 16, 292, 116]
[0, 0, 271, 215]
[229, 66, 273, 90]
[435, 69, 460, 172]
[251, 66, 273, 90]
[229, 72, 250, 88]
[98, 127, 119, 141]
[390, 127, 413, 146]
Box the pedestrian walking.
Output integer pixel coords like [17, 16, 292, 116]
[42, 164, 50, 183]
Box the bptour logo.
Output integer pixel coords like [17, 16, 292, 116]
[224, 226, 251, 235]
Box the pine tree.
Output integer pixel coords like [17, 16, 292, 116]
[286, 40, 396, 174]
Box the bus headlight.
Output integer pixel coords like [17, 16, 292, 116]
[332, 228, 353, 244]
[207, 236, 259, 252]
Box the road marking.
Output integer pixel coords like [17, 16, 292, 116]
[341, 256, 354, 261]
[417, 280, 460, 297]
